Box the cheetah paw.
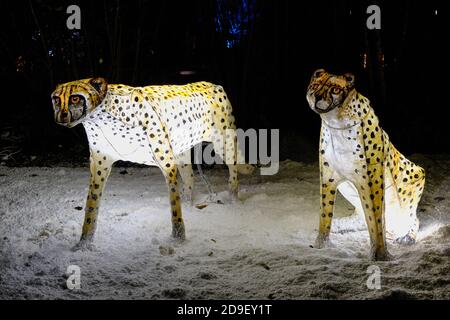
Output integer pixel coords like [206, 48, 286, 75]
[181, 193, 193, 205]
[229, 191, 239, 203]
[371, 250, 394, 261]
[313, 235, 332, 249]
[394, 234, 416, 245]
[72, 239, 94, 252]
[172, 222, 186, 241]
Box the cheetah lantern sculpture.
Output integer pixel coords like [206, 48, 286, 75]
[51, 78, 253, 249]
[306, 69, 425, 260]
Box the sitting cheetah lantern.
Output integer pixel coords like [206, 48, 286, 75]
[51, 78, 253, 249]
[306, 69, 425, 260]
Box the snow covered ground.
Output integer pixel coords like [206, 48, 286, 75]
[0, 155, 449, 299]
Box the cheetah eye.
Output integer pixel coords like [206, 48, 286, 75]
[70, 95, 82, 104]
[331, 87, 342, 94]
[53, 97, 61, 105]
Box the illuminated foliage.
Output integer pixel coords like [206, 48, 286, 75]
[215, 0, 260, 48]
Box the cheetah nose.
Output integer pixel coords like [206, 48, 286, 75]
[315, 99, 329, 111]
[60, 111, 68, 119]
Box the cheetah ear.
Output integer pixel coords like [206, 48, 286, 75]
[89, 77, 108, 101]
[343, 73, 355, 88]
[313, 69, 327, 78]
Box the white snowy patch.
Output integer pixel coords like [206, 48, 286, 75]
[0, 158, 449, 299]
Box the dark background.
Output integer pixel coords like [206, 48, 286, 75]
[0, 0, 446, 166]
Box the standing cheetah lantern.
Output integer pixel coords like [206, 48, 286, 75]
[306, 69, 425, 260]
[51, 78, 253, 249]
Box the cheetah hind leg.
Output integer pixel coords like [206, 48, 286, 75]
[384, 169, 424, 245]
[175, 150, 194, 205]
[210, 131, 239, 203]
[178, 163, 194, 205]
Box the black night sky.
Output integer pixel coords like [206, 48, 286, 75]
[1, 1, 450, 302]
[0, 0, 447, 165]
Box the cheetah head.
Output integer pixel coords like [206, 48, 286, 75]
[51, 77, 108, 128]
[306, 69, 355, 114]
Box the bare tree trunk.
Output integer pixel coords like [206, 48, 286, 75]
[398, 3, 409, 64]
[241, 1, 256, 126]
[132, 0, 143, 84]
[374, 28, 386, 109]
[363, 23, 372, 93]
[103, 0, 122, 81]
[29, 0, 54, 87]
[82, 2, 95, 76]
[113, 0, 122, 81]
[103, 0, 114, 64]
[70, 37, 79, 80]
[362, 0, 386, 109]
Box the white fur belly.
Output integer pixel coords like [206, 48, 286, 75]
[322, 125, 364, 181]
[83, 111, 156, 166]
[158, 97, 210, 155]
[169, 118, 208, 155]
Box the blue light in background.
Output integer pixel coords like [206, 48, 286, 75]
[215, 0, 259, 48]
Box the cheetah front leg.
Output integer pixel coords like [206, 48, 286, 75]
[149, 139, 185, 240]
[178, 164, 194, 205]
[161, 163, 186, 240]
[74, 152, 113, 250]
[358, 163, 392, 260]
[315, 161, 338, 248]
